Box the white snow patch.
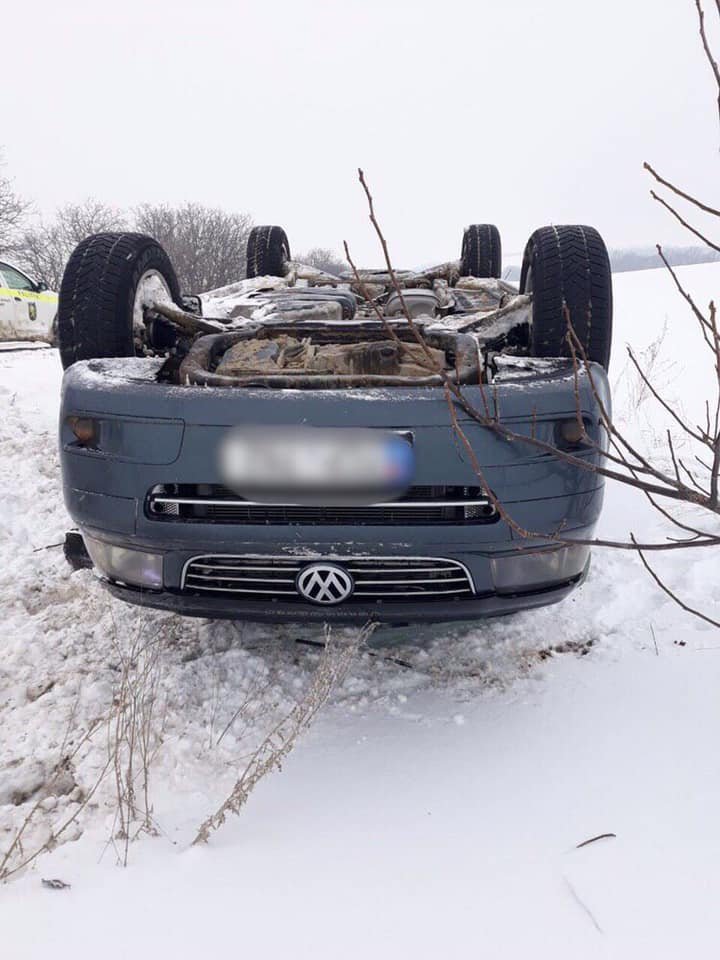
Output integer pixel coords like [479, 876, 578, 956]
[1, 264, 720, 958]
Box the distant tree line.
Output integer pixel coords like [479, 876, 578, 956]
[4, 197, 255, 293]
[295, 247, 346, 277]
[608, 245, 720, 274]
[0, 153, 346, 292]
[504, 245, 720, 281]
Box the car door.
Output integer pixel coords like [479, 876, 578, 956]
[0, 261, 51, 341]
[0, 266, 18, 340]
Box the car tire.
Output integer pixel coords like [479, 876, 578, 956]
[520, 225, 612, 369]
[58, 233, 181, 370]
[460, 224, 502, 278]
[246, 225, 291, 279]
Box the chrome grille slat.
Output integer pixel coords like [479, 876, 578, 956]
[153, 497, 491, 509]
[148, 484, 498, 526]
[343, 566, 451, 574]
[193, 563, 302, 572]
[181, 555, 474, 604]
[350, 576, 468, 585]
[353, 588, 471, 597]
[186, 573, 296, 583]
[189, 585, 298, 595]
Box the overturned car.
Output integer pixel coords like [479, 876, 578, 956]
[57, 222, 612, 624]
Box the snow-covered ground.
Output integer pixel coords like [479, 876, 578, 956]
[1, 264, 720, 958]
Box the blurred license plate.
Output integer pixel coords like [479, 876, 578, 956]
[219, 427, 414, 504]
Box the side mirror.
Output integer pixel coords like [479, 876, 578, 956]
[35, 280, 47, 292]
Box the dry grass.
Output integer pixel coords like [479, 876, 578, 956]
[107, 614, 169, 866]
[193, 624, 371, 845]
[0, 713, 110, 882]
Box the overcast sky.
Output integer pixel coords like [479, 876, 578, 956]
[4, 0, 717, 266]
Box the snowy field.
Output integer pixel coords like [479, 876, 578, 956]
[1, 264, 720, 958]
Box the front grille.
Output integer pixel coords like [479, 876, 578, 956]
[181, 555, 475, 603]
[148, 484, 498, 525]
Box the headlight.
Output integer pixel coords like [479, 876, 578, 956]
[83, 535, 163, 588]
[490, 544, 589, 593]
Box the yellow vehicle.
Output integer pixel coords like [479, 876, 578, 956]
[0, 259, 58, 343]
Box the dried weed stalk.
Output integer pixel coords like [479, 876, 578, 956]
[107, 613, 168, 866]
[193, 624, 370, 845]
[0, 711, 110, 882]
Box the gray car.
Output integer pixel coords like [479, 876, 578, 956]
[57, 223, 612, 624]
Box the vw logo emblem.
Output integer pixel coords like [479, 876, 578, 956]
[296, 563, 354, 605]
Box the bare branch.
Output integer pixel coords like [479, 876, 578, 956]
[576, 833, 617, 849]
[650, 190, 720, 254]
[627, 345, 708, 445]
[695, 0, 720, 127]
[644, 162, 720, 217]
[356, 169, 449, 373]
[633, 534, 720, 628]
[656, 245, 713, 338]
[642, 489, 715, 539]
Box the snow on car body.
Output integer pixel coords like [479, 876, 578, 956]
[0, 259, 57, 342]
[57, 224, 612, 624]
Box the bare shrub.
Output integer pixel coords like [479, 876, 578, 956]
[612, 320, 681, 432]
[12, 199, 253, 293]
[295, 246, 346, 277]
[193, 624, 370, 845]
[16, 199, 126, 289]
[0, 150, 30, 253]
[134, 202, 253, 292]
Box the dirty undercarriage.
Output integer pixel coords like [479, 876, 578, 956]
[153, 269, 532, 388]
[216, 333, 446, 379]
[176, 324, 482, 388]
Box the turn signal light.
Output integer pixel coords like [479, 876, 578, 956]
[67, 416, 98, 447]
[557, 418, 587, 447]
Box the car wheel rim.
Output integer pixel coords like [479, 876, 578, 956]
[133, 269, 173, 333]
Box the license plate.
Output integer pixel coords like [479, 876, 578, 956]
[218, 426, 415, 504]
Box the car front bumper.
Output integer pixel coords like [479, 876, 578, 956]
[61, 357, 608, 624]
[77, 526, 592, 624]
[100, 564, 589, 624]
